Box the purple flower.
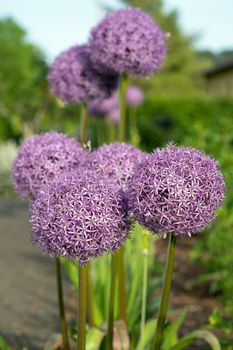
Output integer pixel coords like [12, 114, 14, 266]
[108, 108, 120, 125]
[48, 45, 118, 104]
[30, 171, 131, 264]
[12, 131, 86, 199]
[88, 94, 119, 117]
[89, 8, 166, 76]
[127, 144, 225, 236]
[87, 142, 145, 191]
[126, 86, 144, 106]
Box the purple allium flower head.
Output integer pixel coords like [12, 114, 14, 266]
[127, 144, 225, 236]
[88, 94, 119, 117]
[126, 86, 144, 106]
[87, 142, 145, 191]
[12, 131, 86, 199]
[48, 45, 118, 104]
[30, 171, 131, 264]
[108, 108, 120, 125]
[89, 8, 166, 76]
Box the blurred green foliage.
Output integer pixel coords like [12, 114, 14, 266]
[0, 18, 59, 139]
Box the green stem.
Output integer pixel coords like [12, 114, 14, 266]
[117, 73, 128, 323]
[140, 231, 149, 344]
[117, 247, 127, 321]
[119, 73, 128, 142]
[77, 264, 88, 350]
[55, 257, 70, 350]
[81, 103, 88, 145]
[152, 234, 176, 350]
[106, 254, 118, 350]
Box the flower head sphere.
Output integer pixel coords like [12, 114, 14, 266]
[108, 108, 120, 125]
[126, 86, 144, 106]
[48, 45, 118, 104]
[127, 144, 225, 236]
[89, 8, 166, 76]
[12, 131, 86, 199]
[88, 94, 119, 118]
[30, 171, 131, 265]
[87, 142, 145, 191]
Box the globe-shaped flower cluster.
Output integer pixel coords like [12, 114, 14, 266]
[12, 131, 86, 199]
[48, 45, 118, 104]
[30, 171, 131, 265]
[87, 142, 145, 191]
[127, 144, 225, 236]
[126, 86, 144, 107]
[89, 8, 166, 76]
[88, 94, 119, 118]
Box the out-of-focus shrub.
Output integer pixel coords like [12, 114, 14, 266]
[138, 97, 233, 312]
[0, 141, 18, 195]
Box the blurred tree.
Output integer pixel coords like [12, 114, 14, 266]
[119, 0, 211, 97]
[0, 18, 53, 139]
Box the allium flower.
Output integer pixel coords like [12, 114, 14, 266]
[126, 86, 144, 106]
[127, 144, 225, 236]
[89, 8, 166, 76]
[30, 171, 131, 264]
[48, 45, 118, 104]
[108, 108, 120, 124]
[12, 131, 86, 199]
[88, 94, 119, 117]
[87, 142, 145, 191]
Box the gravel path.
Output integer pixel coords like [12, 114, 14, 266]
[0, 198, 72, 350]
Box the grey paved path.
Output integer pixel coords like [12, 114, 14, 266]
[0, 199, 72, 350]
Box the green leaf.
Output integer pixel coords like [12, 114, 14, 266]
[136, 319, 157, 350]
[86, 327, 105, 350]
[0, 337, 11, 350]
[162, 309, 188, 349]
[169, 329, 221, 350]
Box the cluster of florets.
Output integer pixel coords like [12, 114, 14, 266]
[12, 132, 86, 199]
[30, 171, 131, 265]
[88, 94, 119, 118]
[127, 144, 225, 236]
[89, 8, 166, 76]
[87, 142, 145, 191]
[48, 45, 118, 104]
[126, 86, 144, 106]
[88, 85, 143, 122]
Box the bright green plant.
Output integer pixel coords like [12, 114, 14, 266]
[0, 337, 11, 350]
[0, 141, 18, 195]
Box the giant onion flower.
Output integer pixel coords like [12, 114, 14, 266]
[127, 144, 225, 236]
[87, 142, 145, 191]
[48, 45, 118, 104]
[30, 171, 131, 265]
[89, 8, 166, 76]
[12, 131, 86, 199]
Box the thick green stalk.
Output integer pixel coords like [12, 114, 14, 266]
[86, 265, 94, 326]
[118, 73, 128, 142]
[77, 264, 88, 350]
[140, 231, 149, 344]
[152, 234, 176, 350]
[117, 73, 128, 322]
[117, 247, 127, 321]
[81, 103, 88, 145]
[106, 254, 118, 350]
[55, 257, 70, 350]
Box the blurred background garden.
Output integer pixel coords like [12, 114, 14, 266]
[0, 0, 233, 349]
